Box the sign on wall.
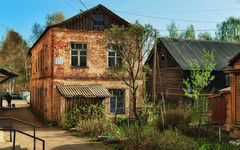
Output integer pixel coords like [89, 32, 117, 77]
[56, 58, 63, 64]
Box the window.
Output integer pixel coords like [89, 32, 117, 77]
[45, 45, 48, 70]
[225, 74, 230, 86]
[45, 88, 47, 112]
[108, 44, 122, 67]
[94, 13, 104, 25]
[70, 43, 87, 67]
[160, 53, 165, 67]
[109, 89, 125, 114]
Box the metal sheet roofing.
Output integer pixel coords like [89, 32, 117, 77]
[0, 67, 18, 84]
[56, 84, 112, 98]
[150, 38, 240, 70]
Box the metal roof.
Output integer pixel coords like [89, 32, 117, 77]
[147, 38, 240, 70]
[0, 67, 18, 84]
[56, 84, 112, 98]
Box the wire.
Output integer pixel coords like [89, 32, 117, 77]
[67, 0, 222, 24]
[64, 0, 79, 13]
[78, 0, 105, 30]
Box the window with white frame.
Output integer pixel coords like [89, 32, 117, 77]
[108, 44, 122, 67]
[109, 89, 125, 114]
[70, 43, 87, 67]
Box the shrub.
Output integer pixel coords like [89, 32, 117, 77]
[161, 129, 196, 150]
[156, 108, 192, 133]
[65, 103, 106, 128]
[76, 118, 118, 137]
[116, 115, 128, 126]
[122, 124, 161, 150]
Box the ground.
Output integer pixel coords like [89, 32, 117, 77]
[0, 100, 109, 150]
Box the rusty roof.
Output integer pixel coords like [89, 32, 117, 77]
[56, 84, 111, 98]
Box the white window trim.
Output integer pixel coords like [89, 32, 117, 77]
[70, 42, 88, 67]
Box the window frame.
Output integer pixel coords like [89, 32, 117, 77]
[107, 44, 122, 67]
[70, 42, 88, 67]
[109, 89, 125, 114]
[94, 13, 104, 26]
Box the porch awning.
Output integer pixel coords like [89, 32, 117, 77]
[0, 67, 19, 84]
[56, 84, 112, 98]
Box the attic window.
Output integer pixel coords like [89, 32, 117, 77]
[94, 13, 104, 25]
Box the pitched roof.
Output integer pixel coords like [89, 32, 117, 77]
[0, 67, 18, 84]
[28, 4, 129, 56]
[56, 84, 111, 98]
[147, 38, 240, 70]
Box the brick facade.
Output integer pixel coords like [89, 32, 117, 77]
[30, 20, 143, 124]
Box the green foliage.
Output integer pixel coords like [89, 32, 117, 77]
[116, 115, 128, 127]
[198, 32, 213, 41]
[0, 29, 30, 91]
[183, 49, 215, 131]
[183, 49, 215, 100]
[45, 10, 65, 26]
[76, 118, 118, 137]
[215, 17, 240, 42]
[194, 140, 240, 150]
[65, 103, 106, 128]
[156, 108, 192, 133]
[179, 25, 196, 39]
[104, 21, 157, 124]
[166, 21, 179, 38]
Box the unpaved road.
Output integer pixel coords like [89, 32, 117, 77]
[0, 107, 108, 150]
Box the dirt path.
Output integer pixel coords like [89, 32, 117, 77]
[0, 108, 108, 150]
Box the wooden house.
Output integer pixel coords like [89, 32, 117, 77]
[28, 4, 143, 124]
[145, 38, 240, 107]
[219, 52, 240, 135]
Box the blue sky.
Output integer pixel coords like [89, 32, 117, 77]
[0, 0, 240, 42]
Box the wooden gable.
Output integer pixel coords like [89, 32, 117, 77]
[54, 4, 129, 30]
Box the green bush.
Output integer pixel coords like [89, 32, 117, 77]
[122, 124, 161, 150]
[156, 108, 192, 133]
[194, 140, 240, 150]
[161, 129, 195, 150]
[116, 115, 128, 126]
[76, 118, 118, 137]
[65, 103, 106, 128]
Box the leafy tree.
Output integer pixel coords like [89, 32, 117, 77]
[215, 17, 240, 42]
[29, 23, 44, 46]
[0, 29, 30, 92]
[180, 25, 196, 39]
[45, 10, 65, 26]
[183, 49, 215, 130]
[198, 32, 213, 41]
[167, 21, 179, 38]
[104, 21, 157, 124]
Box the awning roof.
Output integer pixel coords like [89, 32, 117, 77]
[0, 67, 18, 84]
[56, 84, 112, 98]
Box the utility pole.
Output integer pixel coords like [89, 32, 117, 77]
[152, 32, 157, 103]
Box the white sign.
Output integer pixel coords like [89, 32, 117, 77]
[56, 58, 63, 64]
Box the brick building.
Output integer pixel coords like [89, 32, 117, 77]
[28, 4, 143, 124]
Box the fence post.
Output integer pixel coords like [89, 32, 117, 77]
[34, 126, 36, 150]
[13, 130, 16, 150]
[43, 140, 45, 150]
[9, 119, 12, 142]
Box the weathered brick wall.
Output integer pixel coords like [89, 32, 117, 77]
[30, 27, 143, 123]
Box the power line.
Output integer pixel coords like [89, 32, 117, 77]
[78, 0, 105, 30]
[64, 0, 79, 13]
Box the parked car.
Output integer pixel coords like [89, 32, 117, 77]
[11, 92, 22, 99]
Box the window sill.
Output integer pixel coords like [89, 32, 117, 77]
[70, 66, 89, 69]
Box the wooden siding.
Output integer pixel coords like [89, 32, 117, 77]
[236, 73, 240, 123]
[57, 7, 127, 31]
[211, 95, 226, 124]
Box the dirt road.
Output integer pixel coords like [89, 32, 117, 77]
[0, 107, 107, 150]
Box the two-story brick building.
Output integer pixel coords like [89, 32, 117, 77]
[28, 4, 143, 124]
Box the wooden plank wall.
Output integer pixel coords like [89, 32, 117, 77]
[235, 73, 240, 123]
[211, 95, 227, 124]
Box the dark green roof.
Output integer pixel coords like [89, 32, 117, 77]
[148, 38, 240, 70]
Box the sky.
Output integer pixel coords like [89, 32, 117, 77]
[0, 0, 240, 43]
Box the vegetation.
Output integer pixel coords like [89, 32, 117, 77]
[0, 29, 30, 92]
[104, 21, 157, 124]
